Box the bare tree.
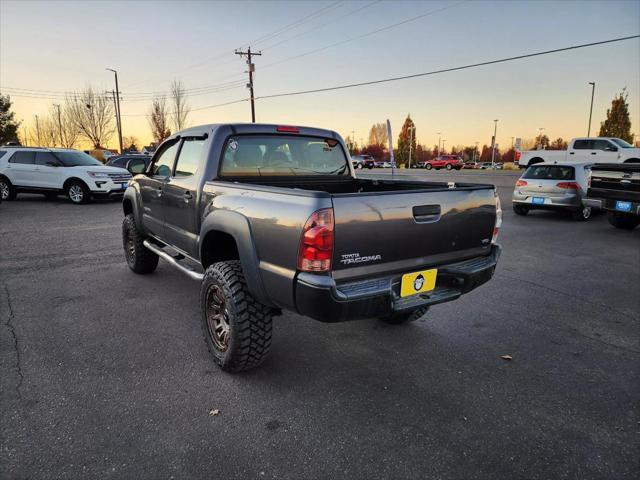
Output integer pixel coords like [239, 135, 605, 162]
[122, 135, 140, 152]
[65, 87, 115, 148]
[169, 79, 190, 132]
[46, 104, 80, 148]
[148, 96, 171, 143]
[368, 123, 388, 147]
[30, 116, 57, 147]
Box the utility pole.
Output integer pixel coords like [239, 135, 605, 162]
[235, 47, 262, 123]
[587, 82, 595, 137]
[491, 119, 498, 167]
[54, 104, 63, 147]
[106, 68, 123, 153]
[34, 114, 41, 146]
[408, 125, 415, 168]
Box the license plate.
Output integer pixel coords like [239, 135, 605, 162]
[400, 269, 438, 298]
[532, 197, 545, 204]
[615, 200, 632, 212]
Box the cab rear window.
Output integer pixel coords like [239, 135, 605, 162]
[522, 165, 575, 180]
[220, 135, 349, 176]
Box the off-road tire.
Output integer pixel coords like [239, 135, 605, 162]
[607, 212, 640, 230]
[122, 214, 159, 274]
[380, 306, 430, 325]
[66, 180, 91, 204]
[200, 261, 273, 372]
[572, 206, 592, 221]
[0, 177, 16, 201]
[513, 205, 530, 216]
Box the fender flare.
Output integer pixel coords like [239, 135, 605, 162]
[199, 210, 272, 306]
[123, 187, 146, 233]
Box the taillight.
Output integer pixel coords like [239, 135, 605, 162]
[556, 182, 581, 190]
[298, 208, 334, 272]
[515, 151, 521, 162]
[492, 192, 502, 244]
[515, 179, 528, 187]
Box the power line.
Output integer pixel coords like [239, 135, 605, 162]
[260, 1, 467, 70]
[255, 34, 640, 101]
[119, 98, 248, 118]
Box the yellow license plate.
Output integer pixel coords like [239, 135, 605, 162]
[400, 269, 438, 298]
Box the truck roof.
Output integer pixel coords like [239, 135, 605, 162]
[168, 123, 340, 142]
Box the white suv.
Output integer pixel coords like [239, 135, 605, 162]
[0, 147, 131, 204]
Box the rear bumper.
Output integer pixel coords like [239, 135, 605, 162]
[295, 245, 501, 323]
[584, 197, 640, 215]
[512, 191, 583, 210]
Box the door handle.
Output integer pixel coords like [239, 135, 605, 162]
[591, 152, 597, 155]
[183, 191, 193, 203]
[156, 187, 163, 197]
[569, 152, 575, 155]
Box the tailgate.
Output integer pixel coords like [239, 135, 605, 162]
[331, 187, 497, 281]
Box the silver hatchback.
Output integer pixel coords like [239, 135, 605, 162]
[512, 162, 592, 220]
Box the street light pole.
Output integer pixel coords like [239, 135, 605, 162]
[587, 82, 595, 137]
[491, 119, 498, 167]
[54, 104, 63, 147]
[408, 125, 415, 168]
[34, 114, 41, 146]
[106, 68, 123, 153]
[442, 140, 446, 154]
[437, 132, 441, 155]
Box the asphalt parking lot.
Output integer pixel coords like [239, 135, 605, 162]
[1, 171, 638, 479]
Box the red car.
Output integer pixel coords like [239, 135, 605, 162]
[424, 155, 464, 170]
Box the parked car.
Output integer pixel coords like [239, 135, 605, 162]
[584, 163, 640, 230]
[479, 162, 494, 169]
[423, 155, 463, 170]
[106, 154, 151, 173]
[462, 162, 479, 169]
[351, 154, 375, 169]
[512, 162, 592, 220]
[518, 137, 640, 168]
[122, 123, 502, 372]
[0, 147, 131, 204]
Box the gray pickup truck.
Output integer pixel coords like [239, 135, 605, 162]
[122, 123, 502, 372]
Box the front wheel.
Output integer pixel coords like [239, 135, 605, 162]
[446, 163, 453, 170]
[66, 181, 90, 204]
[201, 261, 273, 372]
[607, 212, 640, 230]
[425, 164, 432, 170]
[122, 214, 159, 273]
[572, 206, 592, 221]
[380, 306, 430, 325]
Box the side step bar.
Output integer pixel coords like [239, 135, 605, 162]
[143, 240, 204, 281]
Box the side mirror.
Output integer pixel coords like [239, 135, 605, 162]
[126, 158, 147, 175]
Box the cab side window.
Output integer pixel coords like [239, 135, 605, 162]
[592, 140, 614, 151]
[152, 142, 180, 178]
[572, 140, 591, 150]
[174, 139, 205, 177]
[9, 151, 35, 164]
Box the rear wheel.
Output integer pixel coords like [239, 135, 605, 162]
[200, 261, 273, 372]
[446, 163, 453, 170]
[66, 180, 90, 204]
[380, 306, 430, 325]
[0, 177, 16, 201]
[607, 212, 640, 230]
[572, 206, 592, 221]
[122, 214, 159, 273]
[513, 205, 530, 216]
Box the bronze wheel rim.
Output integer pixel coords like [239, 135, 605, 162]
[206, 285, 230, 352]
[125, 229, 136, 264]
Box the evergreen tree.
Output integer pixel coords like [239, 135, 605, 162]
[599, 88, 634, 143]
[0, 94, 21, 144]
[396, 115, 416, 167]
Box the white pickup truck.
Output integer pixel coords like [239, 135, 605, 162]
[518, 137, 640, 168]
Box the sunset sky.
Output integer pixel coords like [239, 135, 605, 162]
[1, 0, 639, 151]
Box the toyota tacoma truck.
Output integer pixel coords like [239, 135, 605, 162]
[518, 137, 640, 168]
[121, 123, 502, 372]
[584, 163, 640, 230]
